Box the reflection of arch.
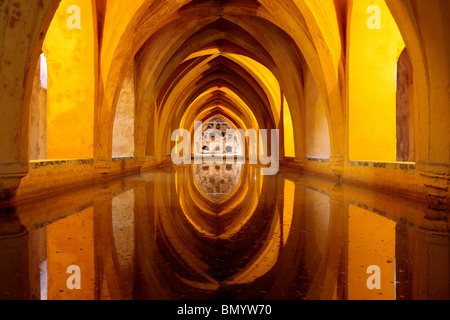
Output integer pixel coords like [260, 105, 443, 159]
[306, 185, 346, 300]
[94, 192, 128, 300]
[152, 165, 287, 290]
[134, 166, 348, 299]
[177, 165, 261, 237]
[192, 163, 243, 203]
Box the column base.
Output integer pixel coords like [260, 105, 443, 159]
[417, 162, 450, 211]
[0, 173, 27, 201]
[330, 156, 345, 178]
[95, 159, 112, 175]
[293, 158, 306, 170]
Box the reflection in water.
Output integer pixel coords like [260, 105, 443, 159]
[0, 165, 448, 300]
[0, 209, 29, 300]
[194, 163, 242, 201]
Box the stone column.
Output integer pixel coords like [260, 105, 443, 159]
[0, 0, 60, 200]
[386, 0, 450, 208]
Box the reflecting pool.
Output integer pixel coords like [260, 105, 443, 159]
[0, 164, 448, 300]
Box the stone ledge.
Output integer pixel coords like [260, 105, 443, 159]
[29, 159, 94, 169]
[307, 157, 330, 163]
[7, 158, 145, 204]
[349, 161, 415, 171]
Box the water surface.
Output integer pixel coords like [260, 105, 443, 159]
[0, 164, 448, 300]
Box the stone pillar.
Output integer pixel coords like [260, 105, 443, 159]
[0, 0, 60, 200]
[94, 95, 114, 174]
[386, 0, 450, 208]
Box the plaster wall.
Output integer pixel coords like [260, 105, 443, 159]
[348, 0, 405, 162]
[42, 0, 95, 160]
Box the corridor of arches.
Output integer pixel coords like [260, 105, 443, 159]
[0, 0, 448, 300]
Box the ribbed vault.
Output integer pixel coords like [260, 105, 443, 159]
[133, 13, 306, 161]
[94, 0, 346, 168]
[4, 0, 447, 203]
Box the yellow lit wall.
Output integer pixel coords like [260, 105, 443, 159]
[283, 96, 296, 158]
[348, 0, 405, 161]
[348, 205, 396, 300]
[305, 69, 331, 158]
[42, 0, 96, 159]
